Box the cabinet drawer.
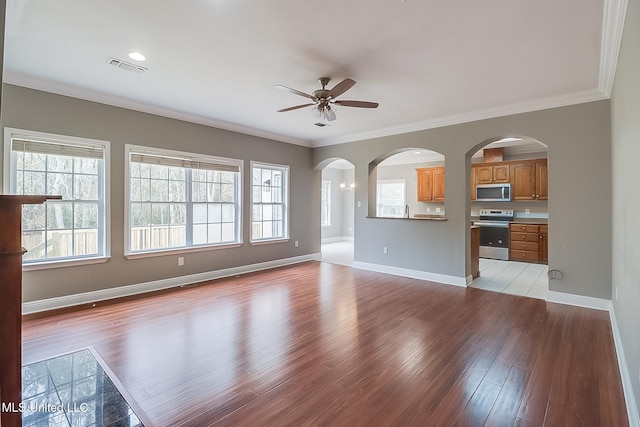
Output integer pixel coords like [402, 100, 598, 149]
[510, 232, 539, 243]
[510, 224, 539, 233]
[510, 250, 539, 262]
[511, 241, 539, 252]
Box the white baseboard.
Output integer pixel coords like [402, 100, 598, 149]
[321, 236, 354, 244]
[610, 307, 640, 427]
[352, 261, 467, 287]
[546, 290, 612, 311]
[22, 253, 322, 315]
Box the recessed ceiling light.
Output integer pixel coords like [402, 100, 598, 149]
[128, 52, 146, 62]
[414, 151, 421, 154]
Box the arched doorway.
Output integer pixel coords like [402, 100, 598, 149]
[320, 159, 355, 266]
[468, 136, 549, 299]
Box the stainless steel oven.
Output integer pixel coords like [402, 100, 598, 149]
[473, 209, 514, 260]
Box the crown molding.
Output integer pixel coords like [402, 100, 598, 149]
[599, 0, 628, 97]
[5, 0, 626, 151]
[3, 72, 312, 148]
[312, 88, 607, 148]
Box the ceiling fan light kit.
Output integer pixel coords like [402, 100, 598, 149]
[276, 77, 379, 123]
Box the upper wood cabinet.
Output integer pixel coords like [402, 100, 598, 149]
[536, 159, 548, 200]
[476, 163, 510, 184]
[510, 159, 548, 201]
[470, 166, 477, 201]
[417, 167, 445, 202]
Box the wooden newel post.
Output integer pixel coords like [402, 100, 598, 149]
[0, 195, 60, 427]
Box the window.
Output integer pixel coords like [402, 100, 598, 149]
[126, 145, 242, 255]
[251, 162, 289, 242]
[4, 128, 109, 265]
[321, 180, 331, 227]
[377, 179, 406, 218]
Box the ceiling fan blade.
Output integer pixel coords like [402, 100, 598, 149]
[334, 100, 379, 108]
[277, 103, 315, 112]
[275, 85, 315, 100]
[329, 78, 356, 98]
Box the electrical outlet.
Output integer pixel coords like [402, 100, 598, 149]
[357, 201, 361, 208]
[178, 256, 184, 266]
[435, 207, 441, 213]
[525, 209, 530, 214]
[383, 247, 388, 254]
[294, 240, 299, 247]
[426, 207, 431, 213]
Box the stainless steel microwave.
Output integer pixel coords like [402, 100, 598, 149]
[476, 183, 511, 202]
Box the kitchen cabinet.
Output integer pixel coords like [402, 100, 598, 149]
[536, 159, 548, 200]
[509, 222, 548, 264]
[471, 226, 480, 279]
[417, 167, 445, 202]
[476, 163, 510, 184]
[510, 159, 548, 201]
[539, 224, 548, 264]
[470, 166, 477, 201]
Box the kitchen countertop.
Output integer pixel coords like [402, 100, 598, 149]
[510, 218, 548, 225]
[366, 215, 448, 221]
[470, 216, 547, 225]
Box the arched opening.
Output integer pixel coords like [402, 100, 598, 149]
[468, 136, 549, 299]
[319, 159, 355, 266]
[369, 148, 445, 219]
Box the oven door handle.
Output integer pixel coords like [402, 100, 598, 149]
[473, 221, 510, 228]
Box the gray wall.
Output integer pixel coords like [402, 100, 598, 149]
[0, 84, 320, 302]
[611, 0, 640, 413]
[313, 100, 612, 298]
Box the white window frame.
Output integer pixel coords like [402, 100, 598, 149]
[3, 127, 111, 270]
[376, 179, 406, 218]
[125, 144, 243, 258]
[250, 161, 290, 244]
[321, 179, 331, 227]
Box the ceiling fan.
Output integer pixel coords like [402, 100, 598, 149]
[276, 77, 379, 122]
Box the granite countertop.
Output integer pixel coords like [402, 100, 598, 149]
[470, 216, 547, 224]
[413, 213, 447, 220]
[510, 218, 548, 225]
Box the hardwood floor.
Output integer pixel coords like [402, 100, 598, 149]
[22, 261, 628, 426]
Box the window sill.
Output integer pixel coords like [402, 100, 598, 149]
[23, 256, 111, 271]
[250, 238, 290, 246]
[125, 243, 243, 259]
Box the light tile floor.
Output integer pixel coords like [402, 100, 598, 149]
[470, 258, 548, 300]
[322, 241, 548, 300]
[321, 241, 354, 266]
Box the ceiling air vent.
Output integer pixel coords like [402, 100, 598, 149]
[107, 57, 147, 73]
[314, 122, 329, 127]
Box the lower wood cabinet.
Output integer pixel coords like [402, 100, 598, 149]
[539, 225, 548, 264]
[509, 223, 548, 264]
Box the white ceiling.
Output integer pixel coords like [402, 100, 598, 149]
[3, 0, 625, 148]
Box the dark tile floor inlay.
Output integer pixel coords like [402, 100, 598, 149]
[21, 348, 143, 427]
